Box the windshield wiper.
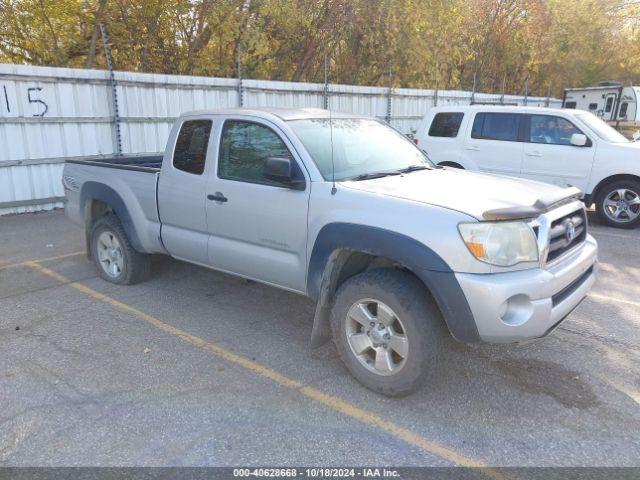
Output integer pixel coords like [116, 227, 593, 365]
[397, 164, 430, 173]
[351, 171, 402, 181]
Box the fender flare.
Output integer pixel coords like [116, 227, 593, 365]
[307, 223, 480, 347]
[80, 182, 144, 252]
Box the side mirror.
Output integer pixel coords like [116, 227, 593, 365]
[264, 157, 305, 190]
[570, 133, 588, 147]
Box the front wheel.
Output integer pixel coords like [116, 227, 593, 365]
[595, 180, 640, 229]
[330, 268, 447, 397]
[90, 215, 151, 284]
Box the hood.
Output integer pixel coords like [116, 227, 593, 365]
[340, 168, 567, 220]
[609, 140, 640, 152]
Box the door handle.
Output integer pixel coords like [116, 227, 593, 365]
[465, 146, 480, 151]
[207, 192, 228, 203]
[525, 152, 543, 157]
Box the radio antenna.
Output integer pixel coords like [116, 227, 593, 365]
[329, 107, 336, 195]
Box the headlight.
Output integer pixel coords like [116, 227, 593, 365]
[458, 221, 538, 267]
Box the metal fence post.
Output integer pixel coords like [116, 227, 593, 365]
[545, 84, 551, 107]
[385, 68, 393, 124]
[99, 23, 122, 156]
[471, 72, 477, 105]
[500, 75, 506, 105]
[523, 79, 528, 106]
[434, 64, 439, 107]
[323, 53, 329, 110]
[237, 42, 244, 107]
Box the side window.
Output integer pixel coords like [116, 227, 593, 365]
[564, 102, 577, 109]
[605, 96, 614, 113]
[173, 120, 212, 175]
[428, 112, 464, 137]
[528, 115, 582, 146]
[471, 113, 520, 141]
[619, 102, 628, 118]
[588, 103, 598, 110]
[218, 120, 294, 186]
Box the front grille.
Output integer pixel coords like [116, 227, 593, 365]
[546, 209, 587, 263]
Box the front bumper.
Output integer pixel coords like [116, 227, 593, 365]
[455, 234, 598, 343]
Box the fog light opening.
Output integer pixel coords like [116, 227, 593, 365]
[500, 294, 534, 326]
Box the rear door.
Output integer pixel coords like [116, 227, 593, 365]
[419, 111, 465, 166]
[205, 116, 310, 292]
[520, 114, 595, 191]
[462, 112, 524, 177]
[157, 117, 213, 265]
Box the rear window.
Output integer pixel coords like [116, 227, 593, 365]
[428, 112, 464, 137]
[173, 120, 212, 175]
[564, 102, 577, 109]
[471, 113, 520, 142]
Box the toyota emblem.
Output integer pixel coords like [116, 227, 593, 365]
[564, 219, 576, 242]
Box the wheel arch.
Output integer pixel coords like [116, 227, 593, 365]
[589, 174, 640, 207]
[307, 223, 480, 348]
[80, 182, 144, 255]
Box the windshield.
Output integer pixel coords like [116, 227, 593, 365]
[288, 118, 434, 181]
[575, 112, 629, 143]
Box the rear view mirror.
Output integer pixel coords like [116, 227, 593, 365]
[570, 133, 588, 147]
[264, 157, 305, 190]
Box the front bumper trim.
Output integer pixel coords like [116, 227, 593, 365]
[455, 235, 598, 343]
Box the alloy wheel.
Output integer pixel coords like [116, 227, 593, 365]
[345, 299, 409, 376]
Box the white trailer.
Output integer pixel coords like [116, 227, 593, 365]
[563, 82, 640, 123]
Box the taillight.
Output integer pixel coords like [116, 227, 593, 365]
[413, 138, 418, 145]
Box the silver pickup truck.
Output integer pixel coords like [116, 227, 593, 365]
[63, 107, 598, 396]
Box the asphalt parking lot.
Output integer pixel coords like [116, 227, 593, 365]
[1, 209, 639, 467]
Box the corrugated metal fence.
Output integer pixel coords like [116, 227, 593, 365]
[0, 63, 561, 215]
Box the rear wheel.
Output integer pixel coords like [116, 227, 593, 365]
[595, 180, 640, 229]
[330, 268, 446, 396]
[90, 215, 151, 284]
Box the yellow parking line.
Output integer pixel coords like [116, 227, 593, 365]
[24, 261, 507, 476]
[0, 251, 85, 270]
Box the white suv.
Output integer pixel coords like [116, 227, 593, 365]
[415, 105, 640, 228]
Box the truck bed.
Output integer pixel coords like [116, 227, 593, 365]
[67, 154, 163, 172]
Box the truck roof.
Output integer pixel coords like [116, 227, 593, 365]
[428, 105, 577, 115]
[182, 107, 363, 121]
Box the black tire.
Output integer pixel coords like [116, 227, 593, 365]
[90, 214, 151, 284]
[330, 268, 447, 397]
[595, 179, 640, 229]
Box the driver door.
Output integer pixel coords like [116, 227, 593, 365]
[205, 117, 310, 292]
[520, 114, 596, 191]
